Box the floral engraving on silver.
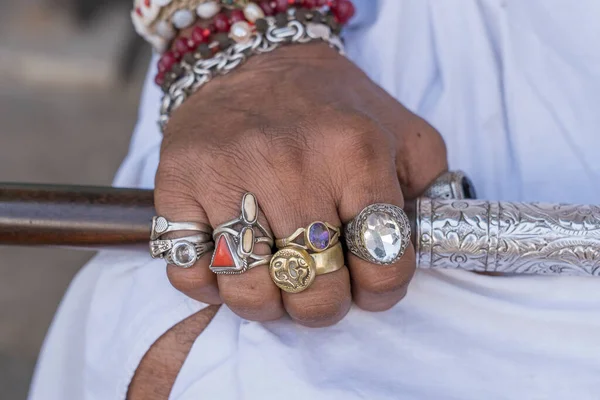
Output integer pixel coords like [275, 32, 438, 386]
[416, 198, 600, 276]
[210, 193, 274, 275]
[345, 204, 411, 265]
[150, 234, 214, 269]
[150, 216, 212, 240]
[422, 170, 476, 200]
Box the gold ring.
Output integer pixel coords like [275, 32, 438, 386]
[269, 242, 345, 293]
[275, 221, 340, 253]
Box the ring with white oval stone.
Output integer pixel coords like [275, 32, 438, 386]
[210, 193, 274, 275]
[151, 235, 215, 269]
[344, 204, 411, 265]
[151, 216, 212, 240]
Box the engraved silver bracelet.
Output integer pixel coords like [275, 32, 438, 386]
[158, 16, 345, 131]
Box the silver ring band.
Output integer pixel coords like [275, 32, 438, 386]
[149, 233, 212, 259]
[164, 241, 215, 269]
[422, 170, 476, 200]
[151, 216, 212, 240]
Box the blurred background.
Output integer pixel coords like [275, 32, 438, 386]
[0, 0, 151, 397]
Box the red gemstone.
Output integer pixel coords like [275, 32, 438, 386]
[230, 9, 245, 23]
[158, 51, 177, 72]
[258, 1, 275, 15]
[332, 0, 354, 24]
[274, 0, 289, 12]
[174, 37, 193, 54]
[214, 13, 230, 32]
[154, 72, 165, 86]
[211, 235, 237, 269]
[191, 26, 207, 45]
[144, 0, 151, 7]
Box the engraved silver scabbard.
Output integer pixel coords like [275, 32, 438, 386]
[414, 198, 600, 276]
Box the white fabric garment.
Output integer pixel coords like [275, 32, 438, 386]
[29, 0, 600, 399]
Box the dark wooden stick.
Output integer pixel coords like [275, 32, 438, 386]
[0, 183, 155, 246]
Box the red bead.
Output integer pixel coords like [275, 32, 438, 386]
[258, 1, 275, 15]
[158, 51, 177, 72]
[144, 0, 151, 7]
[213, 13, 230, 32]
[191, 26, 206, 45]
[154, 72, 165, 86]
[135, 7, 142, 16]
[174, 37, 193, 54]
[274, 0, 289, 12]
[304, 0, 318, 7]
[229, 9, 246, 23]
[332, 0, 354, 24]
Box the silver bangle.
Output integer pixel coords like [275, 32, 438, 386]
[159, 17, 344, 130]
[416, 198, 600, 276]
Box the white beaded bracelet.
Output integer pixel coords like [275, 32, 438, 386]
[132, 0, 224, 52]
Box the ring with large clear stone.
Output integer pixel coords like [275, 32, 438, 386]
[344, 203, 411, 265]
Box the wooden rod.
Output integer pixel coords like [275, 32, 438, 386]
[0, 183, 155, 246]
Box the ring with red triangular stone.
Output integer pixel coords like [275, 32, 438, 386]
[209, 192, 274, 275]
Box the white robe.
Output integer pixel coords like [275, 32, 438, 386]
[29, 1, 600, 399]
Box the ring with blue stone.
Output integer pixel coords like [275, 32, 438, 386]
[344, 204, 411, 266]
[275, 221, 341, 253]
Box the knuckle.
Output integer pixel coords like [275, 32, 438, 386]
[167, 268, 210, 296]
[286, 280, 350, 327]
[358, 268, 413, 296]
[288, 301, 348, 327]
[326, 112, 391, 167]
[220, 281, 281, 321]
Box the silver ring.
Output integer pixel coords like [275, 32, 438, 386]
[150, 234, 214, 269]
[210, 193, 273, 275]
[422, 170, 476, 200]
[151, 216, 212, 240]
[149, 233, 212, 258]
[344, 204, 411, 265]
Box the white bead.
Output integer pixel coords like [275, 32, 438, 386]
[172, 9, 195, 29]
[230, 21, 252, 43]
[243, 3, 265, 23]
[154, 20, 176, 40]
[154, 0, 172, 6]
[196, 1, 221, 19]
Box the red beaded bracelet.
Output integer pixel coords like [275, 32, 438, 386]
[154, 0, 354, 86]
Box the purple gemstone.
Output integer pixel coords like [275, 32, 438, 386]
[308, 222, 330, 250]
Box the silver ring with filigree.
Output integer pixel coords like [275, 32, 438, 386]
[344, 204, 411, 265]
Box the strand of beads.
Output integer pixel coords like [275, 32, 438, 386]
[153, 0, 354, 87]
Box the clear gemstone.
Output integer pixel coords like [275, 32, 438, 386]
[362, 212, 402, 263]
[173, 242, 197, 267]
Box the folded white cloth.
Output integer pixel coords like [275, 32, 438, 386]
[29, 1, 600, 399]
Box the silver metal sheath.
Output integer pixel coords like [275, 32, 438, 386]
[416, 198, 600, 276]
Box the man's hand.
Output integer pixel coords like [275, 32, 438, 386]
[156, 42, 447, 327]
